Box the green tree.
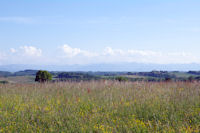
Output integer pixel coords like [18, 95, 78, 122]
[115, 76, 128, 82]
[35, 70, 52, 82]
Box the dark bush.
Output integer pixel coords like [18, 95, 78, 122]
[35, 70, 52, 83]
[115, 76, 128, 82]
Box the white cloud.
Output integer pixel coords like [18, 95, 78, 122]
[1, 45, 200, 65]
[57, 45, 200, 64]
[103, 47, 158, 57]
[2, 46, 44, 65]
[61, 44, 98, 58]
[103, 47, 122, 55]
[61, 44, 81, 57]
[101, 47, 199, 64]
[19, 46, 42, 57]
[127, 50, 158, 56]
[10, 48, 17, 53]
[103, 47, 115, 55]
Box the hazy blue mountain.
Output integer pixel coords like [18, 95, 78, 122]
[0, 63, 200, 72]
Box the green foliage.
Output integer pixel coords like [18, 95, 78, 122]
[35, 70, 52, 82]
[57, 72, 99, 81]
[115, 76, 128, 82]
[2, 70, 200, 82]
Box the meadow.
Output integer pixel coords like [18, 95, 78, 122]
[0, 81, 199, 132]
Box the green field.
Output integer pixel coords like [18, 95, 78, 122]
[0, 76, 35, 84]
[0, 81, 199, 132]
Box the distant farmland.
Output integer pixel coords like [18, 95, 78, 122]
[1, 70, 200, 84]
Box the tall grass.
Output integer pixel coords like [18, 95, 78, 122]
[0, 81, 199, 132]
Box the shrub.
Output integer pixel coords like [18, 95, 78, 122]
[35, 70, 52, 83]
[115, 76, 128, 82]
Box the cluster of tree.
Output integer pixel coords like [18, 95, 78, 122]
[32, 70, 200, 83]
[113, 75, 200, 82]
[187, 71, 200, 75]
[56, 72, 100, 81]
[133, 76, 200, 82]
[35, 70, 52, 82]
[115, 76, 128, 82]
[113, 77, 170, 82]
[128, 71, 176, 79]
[2, 69, 200, 83]
[85, 72, 126, 76]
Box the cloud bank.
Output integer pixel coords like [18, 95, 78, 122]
[59, 45, 200, 64]
[10, 46, 42, 57]
[0, 46, 44, 65]
[0, 44, 199, 65]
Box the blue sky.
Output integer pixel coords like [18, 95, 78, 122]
[0, 0, 200, 65]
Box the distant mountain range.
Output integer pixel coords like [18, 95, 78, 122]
[0, 63, 200, 72]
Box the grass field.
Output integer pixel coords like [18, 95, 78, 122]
[0, 76, 35, 84]
[0, 81, 199, 132]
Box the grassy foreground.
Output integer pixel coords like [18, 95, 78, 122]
[0, 81, 199, 132]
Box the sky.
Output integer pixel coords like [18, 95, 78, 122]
[0, 0, 200, 65]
